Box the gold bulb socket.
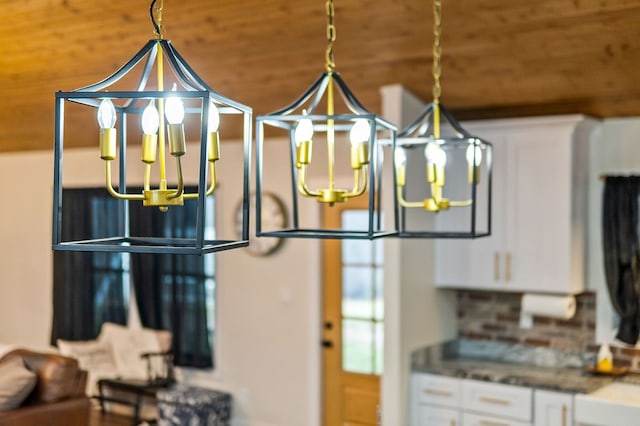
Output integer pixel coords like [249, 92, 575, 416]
[208, 131, 220, 162]
[297, 140, 312, 165]
[396, 166, 406, 186]
[100, 128, 116, 160]
[167, 123, 186, 157]
[141, 134, 158, 164]
[350, 143, 369, 169]
[427, 165, 446, 186]
[469, 166, 480, 184]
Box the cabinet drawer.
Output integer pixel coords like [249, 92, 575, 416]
[463, 411, 532, 426]
[463, 380, 532, 422]
[416, 405, 461, 426]
[413, 373, 462, 408]
[534, 390, 573, 426]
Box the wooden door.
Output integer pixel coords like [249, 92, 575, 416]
[322, 198, 383, 426]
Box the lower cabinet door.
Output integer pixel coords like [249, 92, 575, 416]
[416, 405, 461, 426]
[463, 411, 532, 426]
[534, 390, 573, 426]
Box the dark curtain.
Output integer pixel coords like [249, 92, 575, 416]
[130, 190, 213, 368]
[51, 189, 127, 344]
[602, 176, 640, 344]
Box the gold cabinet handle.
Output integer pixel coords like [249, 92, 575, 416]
[479, 421, 509, 426]
[562, 403, 567, 426]
[505, 251, 512, 282]
[494, 252, 500, 281]
[479, 396, 510, 406]
[423, 388, 453, 397]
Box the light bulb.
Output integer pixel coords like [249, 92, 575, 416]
[466, 143, 483, 166]
[425, 142, 447, 167]
[97, 99, 116, 129]
[165, 85, 185, 125]
[208, 101, 220, 132]
[394, 148, 407, 168]
[141, 101, 160, 135]
[349, 119, 371, 145]
[294, 117, 314, 145]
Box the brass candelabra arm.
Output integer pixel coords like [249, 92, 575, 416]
[104, 161, 145, 201]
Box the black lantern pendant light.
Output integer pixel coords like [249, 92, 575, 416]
[52, 0, 252, 254]
[255, 0, 398, 240]
[394, 0, 492, 238]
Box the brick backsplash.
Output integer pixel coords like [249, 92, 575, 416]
[456, 290, 640, 370]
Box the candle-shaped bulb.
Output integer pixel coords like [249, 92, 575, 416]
[394, 148, 407, 168]
[141, 101, 160, 135]
[208, 101, 220, 132]
[424, 142, 447, 167]
[294, 117, 314, 145]
[466, 142, 483, 167]
[97, 99, 116, 129]
[349, 118, 371, 145]
[165, 84, 185, 125]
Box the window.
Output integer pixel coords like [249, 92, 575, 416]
[53, 187, 216, 368]
[340, 210, 384, 375]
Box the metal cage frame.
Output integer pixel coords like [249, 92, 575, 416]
[52, 39, 252, 255]
[396, 102, 492, 239]
[255, 72, 398, 240]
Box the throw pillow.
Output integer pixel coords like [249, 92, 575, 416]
[99, 323, 162, 380]
[57, 338, 117, 393]
[0, 356, 37, 411]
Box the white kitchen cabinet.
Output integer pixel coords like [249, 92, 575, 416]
[463, 411, 532, 426]
[535, 390, 573, 426]
[416, 405, 461, 426]
[411, 374, 538, 426]
[434, 115, 597, 294]
[574, 382, 640, 426]
[411, 373, 462, 425]
[463, 379, 533, 423]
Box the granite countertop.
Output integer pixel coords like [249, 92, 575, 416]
[412, 339, 639, 394]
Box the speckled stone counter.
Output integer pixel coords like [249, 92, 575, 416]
[411, 339, 638, 394]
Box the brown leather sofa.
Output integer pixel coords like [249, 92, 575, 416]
[0, 349, 90, 426]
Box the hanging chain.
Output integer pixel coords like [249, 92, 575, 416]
[432, 0, 442, 104]
[325, 0, 336, 72]
[151, 0, 164, 39]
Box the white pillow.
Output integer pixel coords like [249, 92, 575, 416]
[99, 323, 161, 380]
[57, 338, 118, 393]
[0, 356, 37, 411]
[57, 339, 117, 374]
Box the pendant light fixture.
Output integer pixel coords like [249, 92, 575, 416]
[52, 0, 252, 254]
[255, 0, 398, 240]
[394, 0, 492, 238]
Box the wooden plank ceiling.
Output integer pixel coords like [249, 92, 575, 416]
[0, 0, 639, 152]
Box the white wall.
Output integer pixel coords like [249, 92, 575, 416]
[0, 139, 321, 426]
[380, 85, 458, 426]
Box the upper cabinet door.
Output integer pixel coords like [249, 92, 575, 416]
[506, 125, 574, 293]
[434, 130, 507, 289]
[433, 115, 596, 294]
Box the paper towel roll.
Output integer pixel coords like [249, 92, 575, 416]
[521, 293, 576, 319]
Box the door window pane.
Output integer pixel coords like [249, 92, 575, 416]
[340, 208, 384, 375]
[343, 266, 374, 319]
[343, 319, 374, 374]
